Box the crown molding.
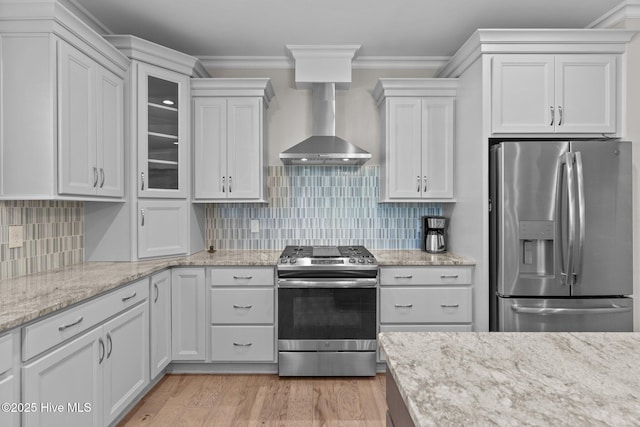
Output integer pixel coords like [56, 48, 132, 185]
[588, 0, 640, 29]
[198, 55, 450, 70]
[438, 28, 637, 78]
[191, 78, 274, 105]
[61, 0, 112, 35]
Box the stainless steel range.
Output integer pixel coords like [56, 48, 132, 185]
[277, 245, 378, 376]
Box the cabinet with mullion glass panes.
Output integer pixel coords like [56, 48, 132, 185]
[147, 76, 180, 191]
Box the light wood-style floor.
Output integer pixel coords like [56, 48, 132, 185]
[118, 374, 387, 427]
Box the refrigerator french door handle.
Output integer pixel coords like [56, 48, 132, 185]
[511, 303, 632, 315]
[558, 152, 576, 286]
[573, 152, 586, 286]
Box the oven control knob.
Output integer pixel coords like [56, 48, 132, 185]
[290, 258, 297, 264]
[349, 258, 356, 263]
[358, 258, 365, 263]
[280, 258, 288, 264]
[367, 259, 375, 264]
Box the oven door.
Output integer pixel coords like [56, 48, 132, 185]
[278, 285, 377, 350]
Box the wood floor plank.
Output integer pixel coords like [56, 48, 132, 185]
[118, 374, 387, 427]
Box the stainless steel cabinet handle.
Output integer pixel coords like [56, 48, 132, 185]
[440, 274, 459, 279]
[141, 172, 145, 190]
[394, 304, 413, 308]
[229, 176, 232, 193]
[423, 176, 427, 192]
[233, 276, 253, 280]
[222, 176, 226, 193]
[417, 176, 420, 192]
[100, 168, 105, 188]
[140, 209, 145, 226]
[106, 333, 113, 358]
[58, 316, 83, 331]
[93, 167, 98, 187]
[98, 337, 105, 364]
[550, 106, 555, 126]
[233, 304, 253, 309]
[558, 106, 564, 126]
[154, 283, 159, 303]
[440, 304, 460, 308]
[121, 292, 137, 302]
[394, 275, 413, 279]
[233, 342, 253, 347]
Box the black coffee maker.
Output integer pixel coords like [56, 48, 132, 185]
[422, 216, 447, 253]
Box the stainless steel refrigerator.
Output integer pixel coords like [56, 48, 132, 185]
[490, 140, 633, 332]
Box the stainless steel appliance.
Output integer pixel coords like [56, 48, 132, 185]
[277, 245, 378, 376]
[490, 140, 633, 332]
[422, 216, 447, 253]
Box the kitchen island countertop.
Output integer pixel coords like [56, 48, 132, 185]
[379, 331, 640, 427]
[0, 249, 473, 333]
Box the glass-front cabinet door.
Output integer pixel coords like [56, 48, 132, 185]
[138, 63, 188, 198]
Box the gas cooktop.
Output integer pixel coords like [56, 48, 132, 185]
[278, 245, 378, 270]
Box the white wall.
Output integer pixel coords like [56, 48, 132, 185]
[206, 68, 438, 166]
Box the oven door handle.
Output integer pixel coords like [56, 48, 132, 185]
[277, 278, 378, 288]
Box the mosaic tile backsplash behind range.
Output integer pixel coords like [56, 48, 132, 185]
[0, 201, 83, 280]
[206, 165, 442, 250]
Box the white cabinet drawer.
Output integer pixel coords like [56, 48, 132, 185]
[380, 287, 472, 324]
[22, 278, 149, 361]
[211, 288, 274, 324]
[210, 326, 274, 362]
[0, 334, 12, 375]
[209, 267, 274, 287]
[380, 266, 471, 286]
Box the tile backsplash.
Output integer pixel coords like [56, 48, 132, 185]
[0, 201, 83, 280]
[206, 165, 441, 249]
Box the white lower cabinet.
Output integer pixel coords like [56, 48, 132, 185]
[23, 327, 103, 427]
[209, 267, 276, 364]
[378, 266, 474, 362]
[171, 268, 206, 360]
[0, 332, 20, 427]
[22, 280, 150, 427]
[210, 326, 274, 362]
[150, 270, 172, 378]
[103, 303, 149, 425]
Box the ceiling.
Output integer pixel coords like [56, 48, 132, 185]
[71, 0, 622, 60]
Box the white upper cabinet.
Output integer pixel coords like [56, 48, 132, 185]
[58, 42, 124, 198]
[137, 64, 189, 198]
[192, 79, 273, 202]
[0, 3, 128, 201]
[491, 54, 617, 134]
[374, 79, 457, 202]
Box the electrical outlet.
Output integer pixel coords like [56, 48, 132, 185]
[9, 225, 23, 249]
[250, 220, 259, 233]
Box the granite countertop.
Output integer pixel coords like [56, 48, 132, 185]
[372, 250, 474, 266]
[0, 249, 473, 334]
[379, 332, 640, 427]
[0, 250, 280, 333]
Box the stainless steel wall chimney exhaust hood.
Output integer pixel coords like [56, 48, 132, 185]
[280, 45, 371, 166]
